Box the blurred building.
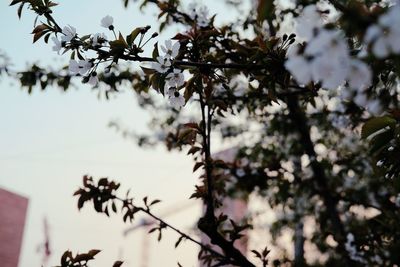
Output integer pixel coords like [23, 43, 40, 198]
[0, 188, 29, 267]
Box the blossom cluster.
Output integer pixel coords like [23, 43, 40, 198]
[188, 2, 210, 28]
[285, 5, 372, 90]
[284, 5, 385, 115]
[51, 14, 187, 108]
[344, 233, 367, 264]
[51, 16, 114, 87]
[345, 233, 384, 265]
[52, 16, 113, 86]
[364, 2, 400, 58]
[52, 25, 97, 84]
[150, 40, 185, 108]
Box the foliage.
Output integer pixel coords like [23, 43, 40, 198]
[54, 249, 122, 267]
[4, 0, 400, 266]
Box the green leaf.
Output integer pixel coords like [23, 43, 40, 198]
[126, 28, 141, 47]
[30, 0, 44, 7]
[113, 261, 124, 267]
[150, 73, 166, 94]
[257, 0, 275, 21]
[77, 50, 84, 60]
[175, 236, 184, 248]
[80, 34, 91, 41]
[369, 129, 394, 155]
[10, 0, 24, 6]
[47, 1, 58, 7]
[112, 201, 117, 213]
[74, 253, 93, 262]
[150, 199, 161, 206]
[61, 250, 72, 266]
[193, 162, 204, 172]
[118, 32, 129, 48]
[44, 33, 51, 43]
[251, 250, 262, 259]
[87, 249, 101, 257]
[361, 116, 397, 139]
[152, 42, 159, 59]
[184, 76, 196, 102]
[140, 66, 155, 75]
[17, 2, 25, 18]
[109, 40, 127, 56]
[32, 24, 49, 34]
[33, 30, 46, 43]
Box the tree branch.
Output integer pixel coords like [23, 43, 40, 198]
[196, 83, 256, 267]
[198, 91, 215, 219]
[286, 95, 353, 264]
[114, 196, 228, 261]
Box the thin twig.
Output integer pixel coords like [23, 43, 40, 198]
[115, 197, 227, 260]
[137, 207, 227, 260]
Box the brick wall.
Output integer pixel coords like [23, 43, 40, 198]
[0, 188, 29, 267]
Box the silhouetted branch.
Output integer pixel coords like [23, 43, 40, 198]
[286, 95, 353, 264]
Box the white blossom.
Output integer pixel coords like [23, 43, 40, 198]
[167, 88, 185, 108]
[92, 33, 107, 46]
[367, 99, 383, 115]
[340, 87, 353, 101]
[295, 5, 323, 40]
[151, 56, 171, 73]
[286, 6, 373, 92]
[354, 93, 368, 107]
[51, 36, 62, 54]
[347, 59, 372, 90]
[364, 25, 381, 45]
[373, 35, 392, 58]
[69, 59, 92, 76]
[311, 55, 348, 89]
[101, 15, 114, 29]
[285, 55, 313, 85]
[364, 3, 400, 58]
[88, 74, 99, 86]
[236, 168, 245, 177]
[305, 30, 348, 57]
[372, 255, 383, 265]
[328, 109, 350, 129]
[161, 40, 180, 59]
[305, 31, 351, 91]
[345, 233, 367, 264]
[196, 6, 210, 27]
[166, 69, 185, 87]
[61, 25, 76, 42]
[188, 2, 210, 27]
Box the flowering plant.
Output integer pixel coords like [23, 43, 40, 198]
[5, 0, 400, 266]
